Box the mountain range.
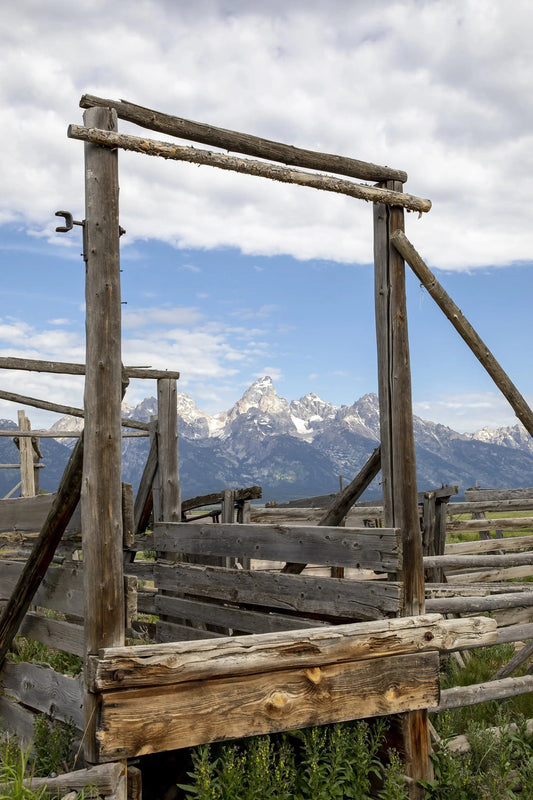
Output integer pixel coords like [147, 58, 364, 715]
[1, 376, 533, 502]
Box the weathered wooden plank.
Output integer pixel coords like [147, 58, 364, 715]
[496, 623, 533, 644]
[79, 94, 408, 183]
[6, 763, 125, 798]
[0, 560, 84, 617]
[448, 499, 533, 515]
[445, 535, 533, 554]
[426, 591, 533, 614]
[156, 620, 222, 643]
[154, 523, 401, 571]
[68, 125, 432, 214]
[0, 694, 36, 746]
[136, 589, 157, 616]
[155, 594, 329, 635]
[183, 486, 262, 513]
[88, 615, 496, 691]
[446, 565, 533, 583]
[133, 430, 158, 536]
[17, 411, 35, 497]
[155, 562, 401, 620]
[0, 355, 179, 380]
[124, 561, 155, 582]
[433, 675, 533, 711]
[0, 494, 82, 534]
[424, 552, 533, 569]
[464, 488, 533, 503]
[19, 612, 84, 656]
[95, 651, 440, 760]
[447, 517, 533, 532]
[2, 661, 84, 728]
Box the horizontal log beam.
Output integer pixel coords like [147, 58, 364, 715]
[448, 499, 533, 514]
[0, 430, 148, 438]
[68, 125, 432, 214]
[392, 230, 533, 436]
[0, 356, 179, 380]
[182, 486, 262, 512]
[433, 674, 533, 711]
[88, 614, 496, 691]
[423, 552, 533, 569]
[445, 534, 533, 555]
[79, 94, 408, 183]
[447, 517, 533, 532]
[426, 591, 533, 614]
[0, 388, 149, 431]
[6, 763, 124, 797]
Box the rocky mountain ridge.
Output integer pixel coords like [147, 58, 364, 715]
[2, 377, 533, 502]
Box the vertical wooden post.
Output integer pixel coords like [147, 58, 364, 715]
[81, 105, 125, 765]
[156, 379, 181, 524]
[17, 411, 35, 497]
[374, 183, 431, 795]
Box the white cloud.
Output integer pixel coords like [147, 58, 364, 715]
[0, 0, 531, 270]
[413, 391, 528, 433]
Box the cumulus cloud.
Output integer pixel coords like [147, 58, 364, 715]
[0, 0, 531, 270]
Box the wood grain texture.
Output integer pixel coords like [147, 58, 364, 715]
[0, 560, 84, 617]
[79, 94, 408, 183]
[88, 615, 496, 691]
[0, 493, 81, 533]
[155, 562, 401, 619]
[95, 651, 440, 760]
[154, 522, 401, 571]
[68, 125, 432, 214]
[2, 661, 84, 728]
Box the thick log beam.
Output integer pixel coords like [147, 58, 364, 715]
[79, 94, 408, 183]
[0, 388, 149, 431]
[0, 355, 179, 380]
[392, 230, 533, 437]
[68, 125, 432, 214]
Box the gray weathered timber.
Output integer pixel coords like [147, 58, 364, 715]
[0, 436, 84, 669]
[433, 675, 533, 711]
[492, 637, 533, 680]
[447, 565, 533, 583]
[156, 562, 401, 620]
[18, 612, 84, 656]
[88, 614, 496, 692]
[133, 430, 158, 535]
[374, 187, 429, 797]
[81, 105, 125, 763]
[68, 125, 432, 214]
[156, 379, 181, 524]
[154, 522, 401, 571]
[1, 661, 84, 728]
[423, 552, 533, 569]
[496, 623, 533, 644]
[425, 591, 533, 614]
[183, 486, 262, 513]
[0, 695, 36, 747]
[5, 763, 125, 798]
[0, 388, 149, 431]
[0, 561, 84, 617]
[447, 517, 533, 532]
[392, 231, 533, 437]
[445, 535, 533, 555]
[156, 620, 223, 643]
[79, 94, 408, 183]
[155, 594, 329, 635]
[448, 499, 533, 514]
[0, 493, 81, 533]
[17, 411, 35, 497]
[95, 651, 440, 761]
[0, 355, 179, 380]
[464, 488, 533, 503]
[124, 561, 156, 582]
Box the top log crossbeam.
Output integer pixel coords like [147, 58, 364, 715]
[67, 125, 431, 215]
[79, 94, 408, 184]
[0, 356, 179, 380]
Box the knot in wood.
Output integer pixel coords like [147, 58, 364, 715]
[424, 631, 434, 641]
[305, 667, 322, 685]
[113, 669, 126, 682]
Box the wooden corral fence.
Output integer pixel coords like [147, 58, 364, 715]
[0, 94, 532, 797]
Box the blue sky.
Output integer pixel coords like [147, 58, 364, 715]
[1, 1, 532, 433]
